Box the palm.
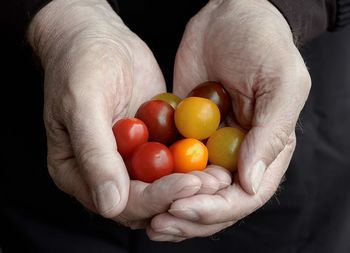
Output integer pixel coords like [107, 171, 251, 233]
[174, 0, 301, 129]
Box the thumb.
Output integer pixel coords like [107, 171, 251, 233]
[66, 99, 130, 218]
[238, 70, 311, 195]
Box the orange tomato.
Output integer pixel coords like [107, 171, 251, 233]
[170, 138, 208, 173]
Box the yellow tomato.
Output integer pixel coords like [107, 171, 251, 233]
[175, 97, 220, 140]
[206, 127, 245, 172]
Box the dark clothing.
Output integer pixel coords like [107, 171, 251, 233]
[1, 1, 350, 253]
[4, 0, 350, 45]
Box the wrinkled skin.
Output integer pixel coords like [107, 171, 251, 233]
[147, 0, 311, 241]
[28, 0, 311, 242]
[28, 0, 230, 230]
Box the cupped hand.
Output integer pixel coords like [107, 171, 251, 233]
[28, 0, 166, 217]
[148, 0, 311, 241]
[28, 0, 232, 229]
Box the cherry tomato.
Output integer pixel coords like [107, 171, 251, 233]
[152, 92, 182, 109]
[112, 118, 148, 158]
[135, 100, 179, 145]
[131, 142, 174, 183]
[206, 127, 245, 172]
[170, 138, 208, 173]
[188, 81, 231, 121]
[175, 97, 220, 140]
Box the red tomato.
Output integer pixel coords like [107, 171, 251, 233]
[135, 100, 179, 145]
[112, 118, 149, 158]
[131, 142, 174, 183]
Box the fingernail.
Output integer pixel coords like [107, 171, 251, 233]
[158, 227, 182, 236]
[93, 181, 120, 215]
[169, 208, 199, 221]
[250, 160, 266, 194]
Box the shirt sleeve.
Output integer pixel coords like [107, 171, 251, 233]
[268, 0, 350, 45]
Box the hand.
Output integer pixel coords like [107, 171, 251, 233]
[28, 0, 167, 217]
[28, 0, 232, 230]
[115, 166, 232, 230]
[147, 0, 311, 241]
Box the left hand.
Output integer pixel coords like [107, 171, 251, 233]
[146, 0, 311, 241]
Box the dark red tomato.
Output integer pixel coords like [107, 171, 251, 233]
[135, 100, 179, 145]
[112, 118, 148, 158]
[123, 158, 135, 179]
[188, 81, 231, 121]
[131, 142, 174, 183]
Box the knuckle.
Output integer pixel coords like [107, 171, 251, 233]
[268, 126, 291, 158]
[78, 148, 100, 174]
[78, 147, 112, 176]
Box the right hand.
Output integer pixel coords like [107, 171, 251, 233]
[27, 0, 165, 217]
[28, 0, 231, 225]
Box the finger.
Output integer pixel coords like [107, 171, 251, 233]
[188, 171, 220, 194]
[45, 119, 96, 211]
[65, 95, 130, 218]
[114, 173, 202, 222]
[47, 157, 95, 212]
[149, 213, 234, 239]
[238, 63, 310, 195]
[147, 228, 186, 242]
[169, 134, 295, 224]
[203, 165, 232, 189]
